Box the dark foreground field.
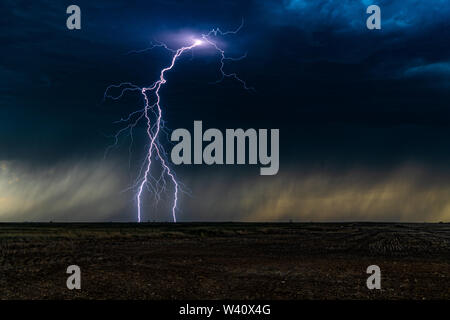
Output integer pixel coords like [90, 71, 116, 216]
[0, 222, 449, 299]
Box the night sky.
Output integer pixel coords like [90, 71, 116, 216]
[1, 0, 450, 222]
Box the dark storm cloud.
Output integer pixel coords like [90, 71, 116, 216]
[1, 1, 449, 221]
[0, 0, 254, 162]
[265, 0, 450, 32]
[403, 61, 450, 88]
[255, 0, 450, 81]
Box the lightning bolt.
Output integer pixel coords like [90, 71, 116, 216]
[104, 21, 250, 222]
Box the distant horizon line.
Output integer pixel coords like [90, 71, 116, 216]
[0, 220, 447, 224]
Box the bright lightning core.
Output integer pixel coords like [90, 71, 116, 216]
[194, 39, 204, 46]
[104, 22, 250, 223]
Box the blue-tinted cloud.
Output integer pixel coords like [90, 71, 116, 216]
[269, 0, 450, 33]
[405, 61, 450, 77]
[403, 61, 450, 87]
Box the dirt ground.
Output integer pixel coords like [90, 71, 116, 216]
[0, 222, 449, 299]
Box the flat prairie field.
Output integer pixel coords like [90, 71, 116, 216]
[0, 222, 449, 299]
